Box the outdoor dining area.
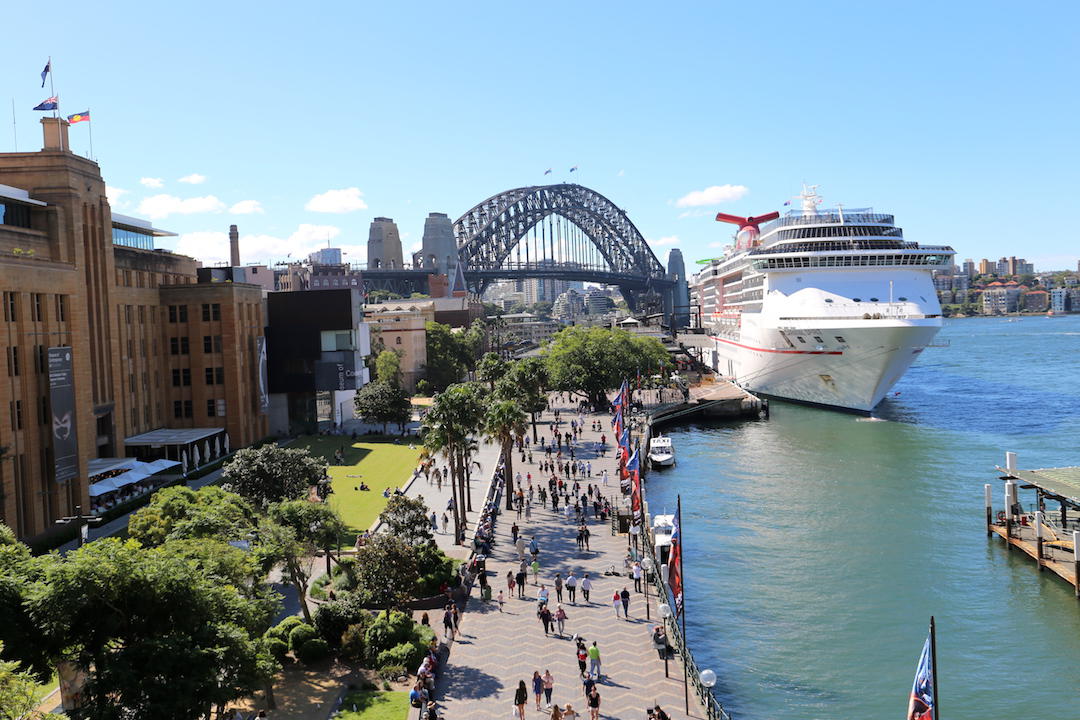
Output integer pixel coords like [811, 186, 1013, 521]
[88, 458, 182, 514]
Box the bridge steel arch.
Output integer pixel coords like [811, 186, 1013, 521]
[453, 184, 672, 309]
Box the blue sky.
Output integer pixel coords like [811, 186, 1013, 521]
[4, 1, 1077, 271]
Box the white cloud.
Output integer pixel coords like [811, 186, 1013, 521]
[178, 173, 206, 185]
[105, 186, 129, 206]
[678, 209, 715, 219]
[173, 223, 344, 265]
[708, 240, 728, 249]
[229, 200, 264, 215]
[649, 236, 679, 247]
[675, 184, 748, 208]
[140, 177, 164, 188]
[136, 194, 226, 220]
[305, 187, 368, 213]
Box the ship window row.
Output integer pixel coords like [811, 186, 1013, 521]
[775, 226, 903, 241]
[752, 254, 951, 270]
[756, 240, 914, 255]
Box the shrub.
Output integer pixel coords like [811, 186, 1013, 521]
[341, 623, 368, 663]
[264, 637, 290, 663]
[363, 610, 414, 663]
[377, 664, 407, 681]
[296, 637, 331, 664]
[315, 599, 370, 648]
[288, 623, 318, 652]
[416, 379, 432, 396]
[266, 615, 304, 643]
[382, 680, 392, 691]
[376, 641, 421, 670]
[414, 543, 456, 597]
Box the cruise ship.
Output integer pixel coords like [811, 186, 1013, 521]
[691, 186, 954, 412]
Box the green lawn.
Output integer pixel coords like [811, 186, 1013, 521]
[33, 673, 58, 704]
[291, 436, 422, 541]
[336, 690, 410, 719]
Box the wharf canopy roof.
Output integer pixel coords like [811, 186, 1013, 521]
[1001, 466, 1080, 505]
[124, 428, 224, 446]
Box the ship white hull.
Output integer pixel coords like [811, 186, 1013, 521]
[649, 451, 676, 467]
[709, 320, 941, 412]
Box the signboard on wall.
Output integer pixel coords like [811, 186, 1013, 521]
[314, 360, 358, 391]
[47, 347, 79, 483]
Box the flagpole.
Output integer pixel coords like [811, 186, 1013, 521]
[930, 616, 939, 720]
[47, 56, 63, 153]
[10, 98, 16, 152]
[87, 107, 94, 161]
[680, 494, 689, 715]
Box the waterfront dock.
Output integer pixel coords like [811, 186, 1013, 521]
[647, 377, 766, 427]
[435, 396, 718, 719]
[987, 456, 1080, 597]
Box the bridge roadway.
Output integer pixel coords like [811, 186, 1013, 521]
[432, 396, 706, 720]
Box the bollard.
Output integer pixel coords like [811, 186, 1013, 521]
[1034, 511, 1044, 570]
[985, 484, 993, 537]
[1074, 532, 1080, 599]
[1005, 451, 1018, 473]
[1004, 482, 1014, 539]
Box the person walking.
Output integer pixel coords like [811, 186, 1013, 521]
[430, 511, 438, 533]
[543, 669, 555, 709]
[586, 687, 601, 720]
[507, 570, 516, 596]
[554, 573, 564, 603]
[549, 704, 563, 720]
[497, 590, 505, 612]
[516, 569, 528, 599]
[612, 590, 622, 619]
[632, 561, 643, 592]
[532, 671, 544, 711]
[620, 587, 631, 619]
[514, 680, 528, 720]
[566, 572, 577, 604]
[580, 574, 592, 603]
[539, 604, 553, 635]
[582, 525, 591, 551]
[440, 512, 448, 534]
[575, 639, 588, 677]
[554, 604, 567, 636]
[531, 558, 541, 585]
[529, 536, 540, 559]
[563, 703, 580, 720]
[587, 641, 602, 680]
[442, 605, 455, 642]
[516, 535, 526, 561]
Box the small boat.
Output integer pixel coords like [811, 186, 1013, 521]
[648, 434, 675, 467]
[652, 514, 674, 566]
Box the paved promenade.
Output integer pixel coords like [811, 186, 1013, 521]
[435, 398, 704, 719]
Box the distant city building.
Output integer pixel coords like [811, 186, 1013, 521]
[493, 312, 561, 351]
[1021, 290, 1048, 312]
[982, 287, 1020, 314]
[667, 249, 691, 327]
[274, 262, 310, 291]
[367, 217, 403, 269]
[552, 289, 586, 319]
[1050, 288, 1070, 314]
[415, 212, 457, 276]
[310, 263, 363, 290]
[585, 287, 616, 315]
[308, 247, 343, 265]
[363, 301, 434, 391]
[978, 258, 994, 275]
[962, 259, 976, 278]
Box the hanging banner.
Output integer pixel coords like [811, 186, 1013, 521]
[47, 347, 79, 483]
[256, 337, 270, 413]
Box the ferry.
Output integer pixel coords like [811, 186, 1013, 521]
[648, 435, 675, 467]
[691, 185, 954, 413]
[652, 514, 674, 566]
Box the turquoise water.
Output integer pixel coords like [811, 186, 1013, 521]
[646, 315, 1080, 719]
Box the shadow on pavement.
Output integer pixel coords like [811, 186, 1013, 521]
[439, 665, 503, 700]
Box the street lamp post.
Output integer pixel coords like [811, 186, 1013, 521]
[642, 555, 654, 621]
[55, 505, 102, 548]
[700, 668, 717, 713]
[658, 602, 672, 678]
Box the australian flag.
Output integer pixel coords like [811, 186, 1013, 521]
[627, 449, 642, 525]
[907, 632, 935, 720]
[33, 96, 58, 111]
[41, 60, 51, 87]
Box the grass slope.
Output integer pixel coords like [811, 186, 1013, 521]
[336, 690, 410, 719]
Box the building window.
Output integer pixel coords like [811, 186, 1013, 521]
[168, 305, 188, 323]
[205, 366, 225, 385]
[39, 395, 47, 425]
[203, 335, 223, 353]
[31, 294, 43, 322]
[138, 306, 145, 323]
[172, 368, 191, 387]
[216, 398, 226, 417]
[129, 375, 135, 393]
[207, 399, 216, 417]
[6, 347, 18, 376]
[395, 336, 402, 345]
[173, 399, 193, 419]
[35, 345, 45, 373]
[125, 305, 132, 324]
[3, 292, 15, 322]
[11, 400, 22, 430]
[201, 303, 221, 321]
[170, 337, 190, 355]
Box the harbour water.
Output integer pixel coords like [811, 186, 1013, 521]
[646, 315, 1080, 719]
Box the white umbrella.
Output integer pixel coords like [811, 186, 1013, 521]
[217, 435, 224, 457]
[181, 451, 188, 475]
[193, 445, 202, 466]
[203, 440, 212, 461]
[224, 433, 230, 453]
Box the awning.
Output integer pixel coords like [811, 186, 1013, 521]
[143, 458, 182, 473]
[999, 466, 1080, 506]
[124, 428, 224, 446]
[88, 457, 140, 477]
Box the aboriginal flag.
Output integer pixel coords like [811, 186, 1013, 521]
[67, 111, 90, 124]
[669, 500, 683, 616]
[907, 628, 936, 720]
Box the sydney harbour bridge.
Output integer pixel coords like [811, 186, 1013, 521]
[362, 183, 681, 315]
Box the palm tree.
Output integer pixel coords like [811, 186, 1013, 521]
[484, 399, 527, 511]
[422, 384, 486, 544]
[499, 357, 549, 443]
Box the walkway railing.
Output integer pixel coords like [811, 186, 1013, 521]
[642, 513, 734, 720]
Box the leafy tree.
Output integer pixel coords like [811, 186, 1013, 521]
[222, 445, 327, 508]
[476, 352, 508, 391]
[484, 399, 527, 510]
[353, 535, 419, 612]
[128, 486, 257, 547]
[377, 495, 433, 546]
[374, 349, 403, 387]
[496, 357, 548, 441]
[30, 539, 274, 719]
[268, 499, 347, 578]
[544, 326, 669, 408]
[530, 301, 553, 317]
[422, 383, 486, 541]
[424, 321, 466, 391]
[0, 640, 62, 720]
[0, 525, 51, 680]
[256, 521, 317, 624]
[367, 289, 402, 303]
[354, 381, 412, 434]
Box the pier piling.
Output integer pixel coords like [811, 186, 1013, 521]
[1074, 532, 1080, 598]
[1034, 511, 1045, 570]
[985, 484, 993, 537]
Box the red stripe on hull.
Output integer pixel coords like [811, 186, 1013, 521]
[710, 336, 843, 356]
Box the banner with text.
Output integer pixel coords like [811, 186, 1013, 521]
[47, 347, 79, 483]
